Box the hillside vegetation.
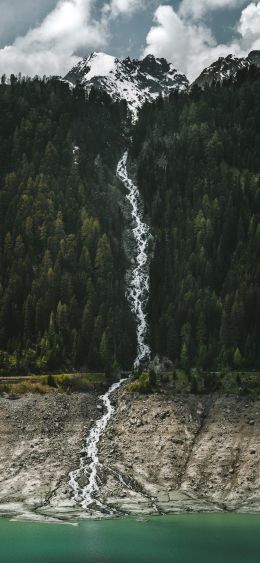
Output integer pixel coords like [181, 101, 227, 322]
[1, 68, 260, 374]
[0, 77, 135, 373]
[132, 67, 260, 370]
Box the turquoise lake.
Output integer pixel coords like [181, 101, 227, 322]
[0, 514, 259, 563]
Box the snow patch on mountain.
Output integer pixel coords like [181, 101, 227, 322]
[65, 52, 189, 120]
[64, 50, 260, 116]
[77, 52, 116, 81]
[193, 51, 260, 89]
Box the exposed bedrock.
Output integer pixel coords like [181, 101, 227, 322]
[96, 390, 260, 516]
[0, 390, 259, 521]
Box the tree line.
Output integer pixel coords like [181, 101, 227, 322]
[1, 66, 260, 375]
[0, 76, 136, 373]
[131, 66, 260, 370]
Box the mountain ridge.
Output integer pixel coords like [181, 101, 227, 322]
[64, 52, 189, 119]
[63, 50, 260, 117]
[193, 50, 260, 89]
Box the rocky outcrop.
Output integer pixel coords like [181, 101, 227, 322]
[193, 51, 260, 89]
[64, 52, 189, 119]
[0, 390, 259, 521]
[96, 391, 260, 515]
[0, 393, 100, 521]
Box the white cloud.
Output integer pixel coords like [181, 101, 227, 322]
[143, 5, 215, 78]
[238, 2, 260, 41]
[0, 0, 145, 77]
[0, 0, 259, 80]
[179, 0, 246, 19]
[103, 0, 143, 18]
[0, 0, 107, 77]
[0, 1, 57, 47]
[143, 2, 260, 81]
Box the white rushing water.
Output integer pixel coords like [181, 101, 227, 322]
[69, 378, 126, 511]
[117, 151, 152, 367]
[70, 150, 152, 511]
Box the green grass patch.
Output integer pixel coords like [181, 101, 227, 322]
[156, 369, 260, 395]
[221, 371, 260, 395]
[56, 372, 105, 392]
[127, 371, 157, 394]
[0, 372, 106, 396]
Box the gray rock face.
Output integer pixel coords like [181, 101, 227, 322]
[248, 51, 260, 67]
[193, 51, 260, 89]
[0, 390, 259, 521]
[64, 50, 260, 115]
[64, 52, 189, 118]
[95, 391, 260, 516]
[0, 393, 100, 522]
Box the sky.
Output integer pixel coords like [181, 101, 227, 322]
[0, 0, 260, 80]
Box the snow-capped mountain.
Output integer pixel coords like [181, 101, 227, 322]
[64, 52, 189, 119]
[64, 50, 260, 116]
[193, 51, 260, 89]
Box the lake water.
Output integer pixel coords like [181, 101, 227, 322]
[0, 514, 259, 563]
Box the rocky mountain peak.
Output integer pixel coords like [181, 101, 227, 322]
[248, 50, 260, 66]
[64, 52, 189, 120]
[193, 50, 260, 89]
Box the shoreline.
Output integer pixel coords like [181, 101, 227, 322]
[0, 390, 259, 523]
[0, 503, 259, 526]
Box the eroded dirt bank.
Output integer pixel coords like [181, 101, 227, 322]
[96, 390, 260, 516]
[0, 392, 100, 521]
[0, 389, 259, 521]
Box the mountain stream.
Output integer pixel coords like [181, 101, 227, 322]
[117, 151, 152, 367]
[69, 151, 153, 513]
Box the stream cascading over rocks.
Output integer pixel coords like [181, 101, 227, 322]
[117, 150, 152, 367]
[69, 151, 152, 511]
[69, 379, 126, 512]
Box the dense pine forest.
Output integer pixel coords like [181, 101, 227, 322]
[0, 67, 260, 374]
[132, 67, 260, 370]
[0, 76, 136, 373]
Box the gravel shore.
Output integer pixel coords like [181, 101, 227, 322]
[0, 389, 259, 521]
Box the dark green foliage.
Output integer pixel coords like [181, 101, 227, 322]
[1, 67, 260, 375]
[0, 76, 136, 372]
[127, 371, 155, 394]
[131, 68, 260, 370]
[47, 374, 56, 388]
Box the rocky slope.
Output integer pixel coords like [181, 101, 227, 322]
[64, 52, 189, 119]
[96, 390, 260, 515]
[0, 388, 259, 521]
[0, 393, 100, 522]
[193, 50, 260, 88]
[63, 50, 260, 118]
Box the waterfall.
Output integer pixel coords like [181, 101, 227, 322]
[69, 378, 126, 512]
[69, 151, 152, 512]
[117, 151, 152, 367]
